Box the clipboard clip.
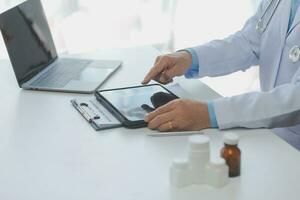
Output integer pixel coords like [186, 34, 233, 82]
[72, 101, 100, 123]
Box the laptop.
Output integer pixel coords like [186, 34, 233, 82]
[0, 0, 122, 93]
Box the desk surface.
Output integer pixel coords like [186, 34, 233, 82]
[0, 46, 299, 200]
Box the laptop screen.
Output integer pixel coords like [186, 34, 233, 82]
[0, 0, 57, 85]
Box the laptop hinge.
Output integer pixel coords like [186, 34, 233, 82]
[20, 57, 58, 85]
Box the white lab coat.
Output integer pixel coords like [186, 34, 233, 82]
[191, 0, 300, 147]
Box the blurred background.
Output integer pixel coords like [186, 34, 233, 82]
[0, 0, 262, 96]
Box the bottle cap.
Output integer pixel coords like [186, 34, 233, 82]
[210, 158, 226, 169]
[172, 158, 189, 170]
[223, 132, 239, 145]
[189, 135, 210, 151]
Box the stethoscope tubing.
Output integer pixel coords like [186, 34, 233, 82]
[256, 0, 300, 63]
[256, 0, 282, 33]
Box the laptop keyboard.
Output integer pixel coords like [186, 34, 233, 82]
[31, 59, 91, 88]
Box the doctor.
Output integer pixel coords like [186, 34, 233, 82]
[142, 0, 300, 149]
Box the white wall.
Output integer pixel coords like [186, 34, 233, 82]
[0, 0, 259, 55]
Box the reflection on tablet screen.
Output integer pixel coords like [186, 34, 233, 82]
[100, 85, 178, 121]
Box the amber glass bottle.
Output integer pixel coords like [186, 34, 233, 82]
[221, 133, 241, 177]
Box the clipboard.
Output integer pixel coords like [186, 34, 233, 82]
[71, 97, 122, 131]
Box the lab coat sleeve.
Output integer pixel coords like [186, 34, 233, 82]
[190, 1, 267, 78]
[213, 82, 300, 129]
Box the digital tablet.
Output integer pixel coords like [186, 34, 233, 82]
[95, 84, 179, 128]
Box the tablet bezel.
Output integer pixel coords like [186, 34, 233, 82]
[95, 84, 179, 128]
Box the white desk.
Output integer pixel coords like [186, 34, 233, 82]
[0, 46, 299, 200]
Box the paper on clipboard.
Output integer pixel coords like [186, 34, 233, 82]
[146, 130, 204, 137]
[166, 83, 191, 98]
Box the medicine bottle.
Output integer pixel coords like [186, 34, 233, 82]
[188, 135, 210, 184]
[206, 158, 229, 188]
[221, 133, 241, 177]
[170, 158, 190, 188]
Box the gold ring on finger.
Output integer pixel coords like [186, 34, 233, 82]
[168, 121, 173, 129]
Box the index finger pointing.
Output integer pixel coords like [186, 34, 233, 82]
[142, 67, 163, 84]
[142, 59, 167, 84]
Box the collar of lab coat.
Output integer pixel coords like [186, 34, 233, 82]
[279, 0, 291, 37]
[288, 0, 300, 35]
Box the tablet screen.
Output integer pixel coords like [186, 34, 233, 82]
[99, 85, 178, 121]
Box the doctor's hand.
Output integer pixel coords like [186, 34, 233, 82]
[144, 99, 211, 132]
[142, 51, 192, 85]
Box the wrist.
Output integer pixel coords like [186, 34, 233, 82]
[195, 102, 211, 130]
[203, 103, 212, 129]
[182, 50, 193, 67]
[180, 48, 200, 79]
[207, 102, 218, 128]
[176, 50, 193, 71]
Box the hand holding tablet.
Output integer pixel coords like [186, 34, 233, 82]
[95, 84, 179, 128]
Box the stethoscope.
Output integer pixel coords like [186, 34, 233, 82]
[256, 0, 282, 33]
[256, 0, 300, 63]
